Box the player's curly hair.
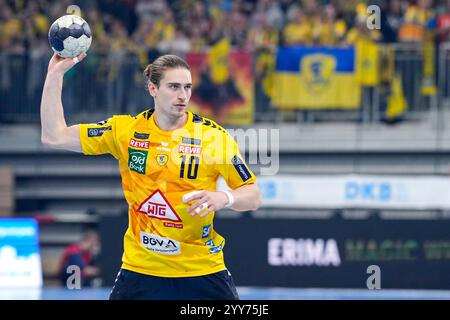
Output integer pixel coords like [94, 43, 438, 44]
[143, 55, 191, 87]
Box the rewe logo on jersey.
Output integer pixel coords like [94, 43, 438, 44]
[137, 189, 182, 222]
[129, 138, 149, 149]
[179, 145, 202, 154]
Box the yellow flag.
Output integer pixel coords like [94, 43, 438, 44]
[421, 32, 437, 96]
[386, 74, 407, 120]
[208, 37, 231, 85]
[256, 50, 275, 98]
[355, 40, 380, 86]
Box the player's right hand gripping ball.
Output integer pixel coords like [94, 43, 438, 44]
[48, 15, 92, 58]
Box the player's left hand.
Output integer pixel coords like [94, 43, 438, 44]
[183, 190, 229, 218]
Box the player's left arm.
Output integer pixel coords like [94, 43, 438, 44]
[184, 183, 261, 217]
[226, 183, 261, 211]
[185, 128, 263, 216]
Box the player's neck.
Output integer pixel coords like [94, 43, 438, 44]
[153, 110, 188, 131]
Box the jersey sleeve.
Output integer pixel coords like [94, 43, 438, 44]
[79, 117, 121, 159]
[215, 131, 257, 190]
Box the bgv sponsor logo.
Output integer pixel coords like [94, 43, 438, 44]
[140, 232, 180, 255]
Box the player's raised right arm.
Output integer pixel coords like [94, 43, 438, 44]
[40, 53, 86, 153]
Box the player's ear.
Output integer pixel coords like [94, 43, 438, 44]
[147, 81, 157, 98]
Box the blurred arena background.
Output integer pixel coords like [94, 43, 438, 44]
[2, 0, 450, 300]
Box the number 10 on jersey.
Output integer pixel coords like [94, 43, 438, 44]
[180, 155, 199, 179]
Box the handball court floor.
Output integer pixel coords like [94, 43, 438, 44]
[2, 287, 450, 300]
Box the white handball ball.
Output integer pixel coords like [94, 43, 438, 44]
[48, 15, 92, 58]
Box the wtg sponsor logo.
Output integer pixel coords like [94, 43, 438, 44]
[137, 189, 182, 223]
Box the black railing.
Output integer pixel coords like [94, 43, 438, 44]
[1, 44, 448, 125]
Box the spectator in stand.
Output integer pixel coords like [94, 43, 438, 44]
[228, 2, 250, 49]
[189, 25, 207, 52]
[157, 29, 192, 57]
[282, 5, 311, 46]
[314, 3, 347, 46]
[59, 230, 100, 288]
[399, 0, 435, 43]
[382, 0, 406, 43]
[345, 3, 383, 45]
[246, 14, 279, 52]
[255, 0, 284, 31]
[436, 0, 450, 43]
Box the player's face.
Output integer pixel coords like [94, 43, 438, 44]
[150, 68, 192, 118]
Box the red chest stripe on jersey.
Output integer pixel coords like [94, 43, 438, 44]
[129, 138, 150, 149]
[178, 145, 202, 154]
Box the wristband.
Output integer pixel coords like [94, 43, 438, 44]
[222, 190, 234, 208]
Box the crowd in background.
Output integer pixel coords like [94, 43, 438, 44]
[2, 0, 450, 62]
[1, 0, 450, 123]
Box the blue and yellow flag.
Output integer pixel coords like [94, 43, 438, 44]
[272, 47, 361, 109]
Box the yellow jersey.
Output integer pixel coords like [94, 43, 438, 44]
[79, 109, 256, 277]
